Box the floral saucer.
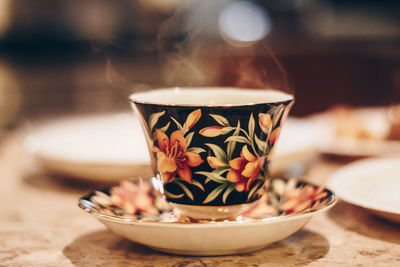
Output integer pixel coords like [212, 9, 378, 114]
[79, 177, 335, 256]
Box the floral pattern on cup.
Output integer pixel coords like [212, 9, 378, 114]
[146, 109, 208, 201]
[142, 105, 289, 205]
[85, 178, 333, 222]
[153, 129, 203, 184]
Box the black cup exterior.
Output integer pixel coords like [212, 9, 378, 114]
[132, 99, 293, 206]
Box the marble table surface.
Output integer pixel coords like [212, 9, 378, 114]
[1, 131, 399, 267]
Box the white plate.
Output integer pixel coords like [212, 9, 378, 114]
[310, 107, 400, 158]
[79, 177, 335, 256]
[270, 118, 319, 174]
[26, 113, 153, 182]
[327, 156, 400, 223]
[26, 114, 318, 181]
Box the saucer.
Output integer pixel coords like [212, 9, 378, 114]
[327, 156, 400, 223]
[79, 177, 335, 255]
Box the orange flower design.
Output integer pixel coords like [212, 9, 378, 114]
[109, 180, 158, 215]
[185, 109, 202, 129]
[280, 182, 328, 215]
[153, 129, 203, 184]
[226, 146, 265, 192]
[207, 156, 228, 169]
[199, 126, 224, 137]
[258, 113, 272, 134]
[269, 127, 280, 145]
[267, 126, 280, 159]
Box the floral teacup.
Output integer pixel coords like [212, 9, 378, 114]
[130, 87, 294, 220]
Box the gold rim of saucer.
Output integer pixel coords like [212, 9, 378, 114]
[172, 202, 253, 221]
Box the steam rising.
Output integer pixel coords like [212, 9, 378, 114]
[106, 1, 292, 95]
[224, 45, 291, 92]
[106, 60, 151, 97]
[155, 3, 214, 86]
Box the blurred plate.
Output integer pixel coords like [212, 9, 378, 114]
[327, 156, 400, 223]
[26, 113, 153, 182]
[26, 114, 318, 181]
[270, 118, 320, 175]
[310, 107, 400, 158]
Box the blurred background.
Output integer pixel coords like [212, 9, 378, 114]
[0, 0, 400, 130]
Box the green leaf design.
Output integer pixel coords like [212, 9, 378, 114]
[225, 136, 251, 145]
[247, 180, 264, 201]
[158, 122, 170, 133]
[223, 183, 236, 204]
[273, 106, 285, 128]
[220, 127, 235, 135]
[227, 121, 240, 160]
[209, 114, 230, 126]
[175, 181, 194, 200]
[164, 190, 184, 199]
[212, 167, 230, 176]
[185, 132, 194, 147]
[254, 134, 267, 153]
[195, 171, 226, 183]
[170, 116, 183, 131]
[187, 147, 206, 153]
[248, 113, 255, 142]
[205, 143, 228, 163]
[191, 180, 205, 191]
[182, 124, 188, 135]
[149, 110, 166, 131]
[203, 184, 227, 204]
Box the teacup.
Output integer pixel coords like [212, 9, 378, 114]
[130, 87, 293, 220]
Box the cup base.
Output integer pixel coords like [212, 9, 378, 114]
[173, 203, 253, 221]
